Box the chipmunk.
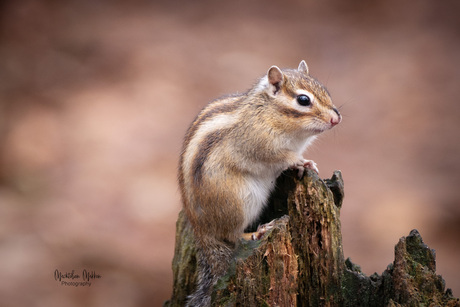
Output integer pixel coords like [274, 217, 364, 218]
[178, 60, 341, 306]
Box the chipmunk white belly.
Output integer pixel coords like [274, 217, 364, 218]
[240, 135, 318, 228]
[242, 172, 278, 228]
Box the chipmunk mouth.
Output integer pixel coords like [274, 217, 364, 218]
[308, 122, 337, 134]
[308, 127, 327, 134]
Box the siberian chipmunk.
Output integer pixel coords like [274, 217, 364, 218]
[178, 60, 341, 306]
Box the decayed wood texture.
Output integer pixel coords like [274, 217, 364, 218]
[166, 170, 459, 307]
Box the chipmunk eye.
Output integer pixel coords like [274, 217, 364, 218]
[296, 95, 311, 106]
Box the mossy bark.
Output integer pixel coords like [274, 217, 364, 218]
[168, 210, 198, 307]
[165, 170, 459, 307]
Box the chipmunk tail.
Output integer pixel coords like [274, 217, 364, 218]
[186, 239, 234, 307]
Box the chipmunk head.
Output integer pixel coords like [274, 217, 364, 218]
[256, 60, 341, 136]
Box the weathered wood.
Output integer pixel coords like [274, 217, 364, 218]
[168, 210, 198, 307]
[287, 170, 344, 306]
[343, 229, 460, 307]
[213, 215, 298, 306]
[165, 170, 459, 307]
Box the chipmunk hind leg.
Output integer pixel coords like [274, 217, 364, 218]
[242, 219, 276, 241]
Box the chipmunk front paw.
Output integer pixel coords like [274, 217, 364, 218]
[291, 159, 319, 178]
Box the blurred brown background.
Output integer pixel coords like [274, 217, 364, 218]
[0, 0, 459, 306]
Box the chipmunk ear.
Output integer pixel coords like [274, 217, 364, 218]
[267, 66, 283, 94]
[298, 60, 309, 74]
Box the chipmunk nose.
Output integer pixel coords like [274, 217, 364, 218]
[330, 108, 341, 126]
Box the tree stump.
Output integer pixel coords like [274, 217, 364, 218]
[165, 170, 459, 306]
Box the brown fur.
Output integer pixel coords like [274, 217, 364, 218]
[179, 61, 341, 306]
